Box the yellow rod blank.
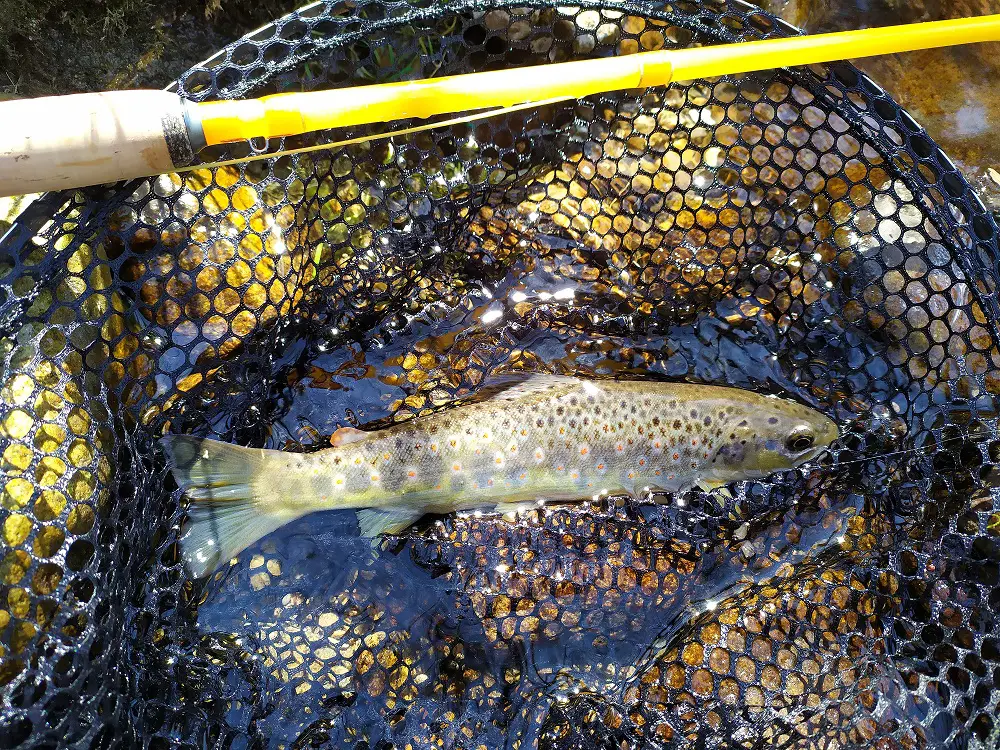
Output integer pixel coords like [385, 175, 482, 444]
[668, 12, 1000, 80]
[196, 53, 673, 145]
[196, 13, 1000, 147]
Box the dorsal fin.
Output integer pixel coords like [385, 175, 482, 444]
[330, 426, 369, 447]
[466, 373, 576, 403]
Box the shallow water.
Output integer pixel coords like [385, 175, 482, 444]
[2, 1, 999, 747]
[179, 106, 986, 750]
[160, 5, 1000, 744]
[760, 0, 1000, 211]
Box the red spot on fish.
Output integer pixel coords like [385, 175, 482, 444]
[638, 459, 646, 466]
[580, 447, 589, 456]
[520, 473, 527, 480]
[692, 439, 698, 446]
[407, 471, 417, 478]
[672, 453, 680, 460]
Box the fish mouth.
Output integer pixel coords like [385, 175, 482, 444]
[793, 444, 830, 467]
[755, 444, 831, 476]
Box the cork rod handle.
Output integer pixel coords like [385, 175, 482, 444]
[0, 90, 199, 198]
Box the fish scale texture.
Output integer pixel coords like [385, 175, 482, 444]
[0, 0, 999, 747]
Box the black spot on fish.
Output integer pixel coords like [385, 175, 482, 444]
[652, 417, 660, 426]
[569, 419, 577, 428]
[738, 420, 748, 427]
[704, 417, 712, 426]
[768, 417, 778, 424]
[556, 407, 565, 416]
[570, 397, 578, 406]
[690, 409, 698, 418]
[673, 420, 682, 429]
[537, 418, 544, 428]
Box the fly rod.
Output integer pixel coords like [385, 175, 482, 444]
[2, 13, 1000, 197]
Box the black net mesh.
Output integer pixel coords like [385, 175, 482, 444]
[1, 0, 999, 747]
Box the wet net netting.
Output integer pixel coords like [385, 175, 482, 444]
[1, 0, 1000, 747]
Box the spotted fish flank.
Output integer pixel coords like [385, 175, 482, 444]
[161, 375, 838, 576]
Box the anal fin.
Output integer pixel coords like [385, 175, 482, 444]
[696, 477, 728, 493]
[356, 507, 423, 539]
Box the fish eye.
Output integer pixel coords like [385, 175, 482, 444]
[785, 430, 815, 452]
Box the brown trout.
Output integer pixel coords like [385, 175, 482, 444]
[162, 375, 838, 576]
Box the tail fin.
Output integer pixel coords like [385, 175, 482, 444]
[161, 435, 295, 578]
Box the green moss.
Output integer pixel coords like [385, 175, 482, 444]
[0, 0, 301, 97]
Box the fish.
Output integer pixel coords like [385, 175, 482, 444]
[161, 375, 839, 577]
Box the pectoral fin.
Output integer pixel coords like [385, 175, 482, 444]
[356, 507, 423, 538]
[495, 500, 539, 522]
[696, 477, 729, 493]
